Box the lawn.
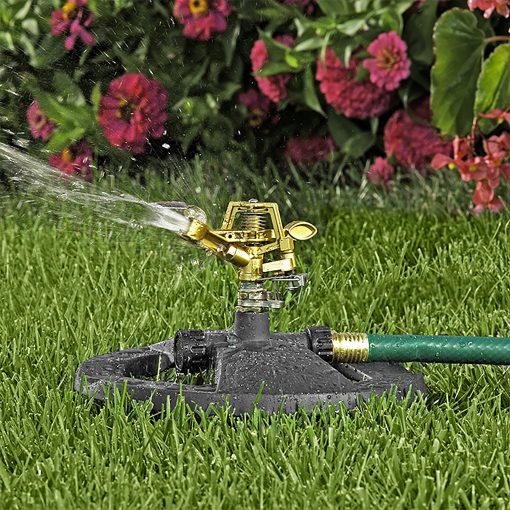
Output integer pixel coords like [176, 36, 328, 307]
[2, 177, 510, 508]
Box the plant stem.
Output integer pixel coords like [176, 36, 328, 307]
[484, 36, 510, 45]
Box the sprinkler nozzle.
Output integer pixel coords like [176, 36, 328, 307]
[182, 218, 253, 268]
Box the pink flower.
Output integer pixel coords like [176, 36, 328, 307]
[485, 132, 510, 163]
[173, 0, 232, 41]
[384, 99, 452, 170]
[479, 106, 510, 125]
[251, 35, 295, 104]
[48, 140, 93, 181]
[98, 73, 169, 154]
[473, 181, 505, 213]
[432, 135, 502, 186]
[26, 101, 55, 141]
[363, 32, 411, 91]
[431, 109, 510, 213]
[368, 157, 395, 188]
[316, 48, 394, 119]
[238, 89, 271, 127]
[468, 0, 510, 18]
[49, 0, 95, 51]
[284, 136, 335, 164]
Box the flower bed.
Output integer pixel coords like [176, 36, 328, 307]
[1, 1, 510, 210]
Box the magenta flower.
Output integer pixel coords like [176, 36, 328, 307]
[26, 101, 55, 141]
[384, 98, 452, 171]
[363, 32, 411, 91]
[285, 136, 335, 164]
[48, 140, 93, 181]
[98, 73, 169, 154]
[316, 48, 394, 119]
[368, 157, 395, 188]
[238, 89, 271, 127]
[49, 0, 95, 51]
[173, 0, 232, 41]
[251, 35, 295, 104]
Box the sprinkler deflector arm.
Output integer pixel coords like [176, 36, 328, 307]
[327, 331, 510, 365]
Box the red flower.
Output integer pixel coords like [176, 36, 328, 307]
[238, 89, 271, 127]
[98, 73, 169, 154]
[368, 157, 395, 188]
[316, 48, 394, 119]
[384, 99, 452, 171]
[468, 0, 510, 18]
[26, 101, 55, 141]
[49, 0, 95, 51]
[285, 136, 335, 164]
[48, 140, 93, 181]
[251, 36, 295, 104]
[363, 32, 411, 91]
[173, 0, 232, 41]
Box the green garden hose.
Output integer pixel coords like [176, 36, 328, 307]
[331, 332, 510, 364]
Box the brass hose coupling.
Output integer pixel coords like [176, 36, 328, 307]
[308, 327, 369, 363]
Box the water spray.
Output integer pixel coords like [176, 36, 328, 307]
[75, 200, 510, 414]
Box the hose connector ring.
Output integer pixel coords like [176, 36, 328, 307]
[331, 332, 369, 363]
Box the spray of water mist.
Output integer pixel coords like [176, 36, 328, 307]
[0, 142, 190, 233]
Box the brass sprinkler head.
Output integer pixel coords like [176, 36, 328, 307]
[169, 200, 317, 311]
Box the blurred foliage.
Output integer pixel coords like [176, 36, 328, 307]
[0, 0, 510, 176]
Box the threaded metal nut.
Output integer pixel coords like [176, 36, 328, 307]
[331, 332, 369, 363]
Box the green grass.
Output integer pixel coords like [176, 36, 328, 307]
[2, 182, 510, 508]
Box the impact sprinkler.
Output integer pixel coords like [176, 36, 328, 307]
[75, 200, 510, 414]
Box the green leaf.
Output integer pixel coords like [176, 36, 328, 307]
[398, 80, 426, 108]
[317, 0, 352, 16]
[285, 52, 299, 68]
[53, 72, 85, 105]
[293, 37, 324, 52]
[303, 67, 325, 116]
[380, 8, 403, 34]
[30, 34, 66, 68]
[342, 131, 375, 158]
[328, 111, 374, 157]
[25, 81, 95, 132]
[336, 18, 367, 36]
[475, 44, 510, 133]
[331, 36, 354, 66]
[45, 127, 86, 153]
[217, 82, 241, 101]
[431, 9, 485, 136]
[257, 61, 297, 77]
[90, 82, 102, 113]
[258, 32, 292, 61]
[404, 0, 438, 66]
[221, 21, 240, 67]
